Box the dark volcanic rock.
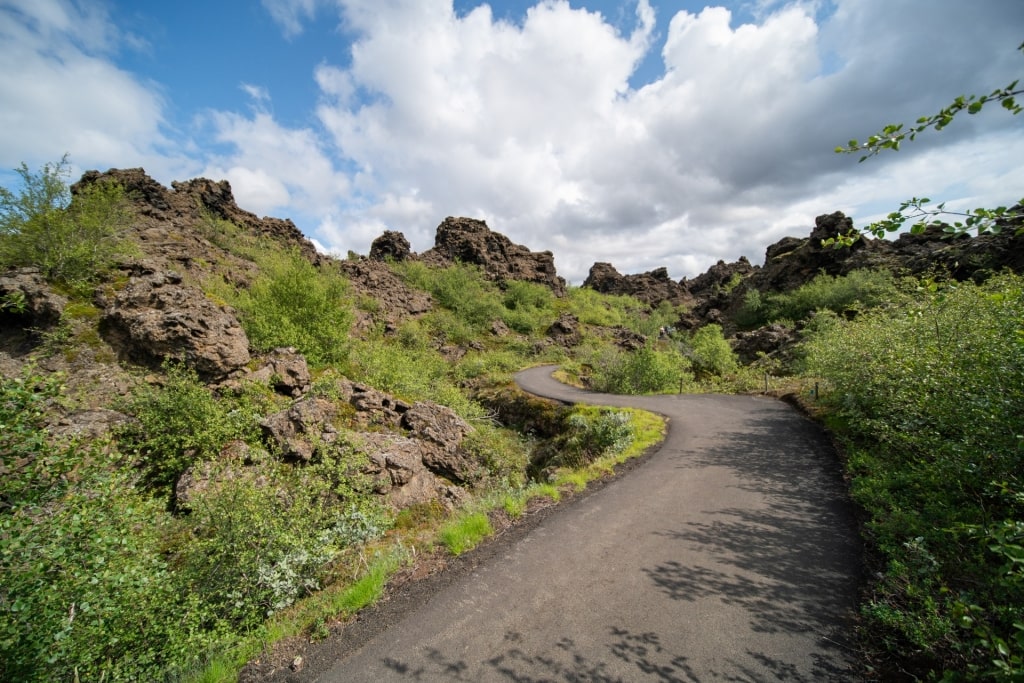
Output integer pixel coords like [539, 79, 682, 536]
[0, 268, 67, 329]
[338, 258, 433, 332]
[238, 348, 312, 398]
[685, 257, 757, 300]
[260, 397, 340, 462]
[101, 267, 250, 380]
[423, 216, 566, 296]
[547, 313, 581, 347]
[584, 263, 692, 307]
[369, 230, 412, 261]
[75, 168, 322, 268]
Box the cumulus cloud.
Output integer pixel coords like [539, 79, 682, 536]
[0, 0, 171, 173]
[199, 110, 350, 217]
[300, 0, 1024, 281]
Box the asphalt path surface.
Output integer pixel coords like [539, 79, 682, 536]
[299, 366, 862, 682]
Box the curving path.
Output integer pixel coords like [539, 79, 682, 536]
[305, 366, 862, 682]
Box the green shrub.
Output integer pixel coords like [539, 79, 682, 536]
[804, 273, 1024, 678]
[0, 157, 134, 292]
[501, 280, 556, 334]
[740, 269, 897, 327]
[0, 372, 210, 683]
[118, 363, 255, 491]
[559, 407, 634, 468]
[396, 261, 503, 336]
[233, 251, 353, 366]
[589, 343, 689, 394]
[173, 466, 388, 630]
[685, 323, 739, 379]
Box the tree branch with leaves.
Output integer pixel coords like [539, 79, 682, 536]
[825, 43, 1024, 247]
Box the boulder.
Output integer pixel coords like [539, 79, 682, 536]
[612, 327, 647, 351]
[0, 268, 67, 329]
[369, 230, 412, 261]
[547, 313, 581, 347]
[101, 268, 250, 380]
[731, 323, 800, 364]
[260, 397, 340, 462]
[240, 347, 311, 397]
[401, 402, 480, 484]
[359, 432, 460, 509]
[338, 258, 433, 331]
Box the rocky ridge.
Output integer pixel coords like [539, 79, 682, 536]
[4, 167, 1023, 514]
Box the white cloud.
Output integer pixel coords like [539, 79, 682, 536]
[199, 110, 351, 218]
[0, 0, 170, 171]
[261, 0, 325, 38]
[307, 0, 1024, 281]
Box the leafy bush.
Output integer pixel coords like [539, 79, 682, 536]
[804, 273, 1024, 679]
[684, 323, 739, 379]
[172, 465, 389, 629]
[396, 261, 504, 336]
[0, 157, 134, 292]
[501, 280, 557, 334]
[589, 343, 689, 394]
[118, 363, 256, 491]
[739, 269, 896, 327]
[559, 407, 634, 468]
[348, 334, 485, 420]
[0, 371, 210, 682]
[233, 250, 353, 366]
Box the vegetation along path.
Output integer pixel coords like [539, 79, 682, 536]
[303, 366, 863, 682]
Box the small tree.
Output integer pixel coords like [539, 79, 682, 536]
[0, 156, 134, 290]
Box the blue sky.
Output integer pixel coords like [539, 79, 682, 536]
[2, 0, 1023, 282]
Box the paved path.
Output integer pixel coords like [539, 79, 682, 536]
[307, 366, 862, 682]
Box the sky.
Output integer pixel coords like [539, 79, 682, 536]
[1, 0, 1023, 283]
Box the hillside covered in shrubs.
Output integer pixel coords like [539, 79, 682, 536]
[1, 159, 1022, 681]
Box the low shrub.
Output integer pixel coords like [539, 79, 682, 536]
[683, 323, 738, 379]
[589, 343, 689, 394]
[232, 251, 353, 366]
[739, 268, 897, 327]
[118, 363, 256, 491]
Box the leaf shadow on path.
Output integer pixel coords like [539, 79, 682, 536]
[642, 403, 863, 680]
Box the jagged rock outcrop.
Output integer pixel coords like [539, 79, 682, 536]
[612, 327, 647, 351]
[422, 216, 566, 296]
[260, 396, 341, 462]
[685, 257, 757, 300]
[731, 323, 801, 364]
[584, 263, 692, 307]
[0, 268, 67, 329]
[257, 378, 480, 506]
[100, 267, 250, 380]
[338, 258, 433, 332]
[360, 432, 465, 509]
[369, 230, 412, 261]
[74, 168, 322, 272]
[401, 402, 479, 484]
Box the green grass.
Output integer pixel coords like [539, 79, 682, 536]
[439, 512, 494, 556]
